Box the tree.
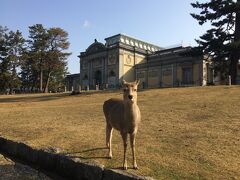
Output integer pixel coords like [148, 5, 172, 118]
[6, 30, 25, 93]
[27, 25, 70, 93]
[0, 26, 25, 93]
[0, 25, 70, 93]
[191, 0, 240, 84]
[0, 26, 9, 92]
[19, 50, 39, 91]
[28, 24, 48, 92]
[43, 27, 70, 93]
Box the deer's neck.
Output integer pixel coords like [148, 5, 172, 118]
[123, 101, 139, 119]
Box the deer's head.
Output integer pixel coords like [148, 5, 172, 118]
[122, 80, 140, 104]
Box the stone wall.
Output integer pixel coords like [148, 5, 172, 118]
[0, 137, 154, 180]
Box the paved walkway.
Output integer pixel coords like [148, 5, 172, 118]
[0, 154, 51, 180]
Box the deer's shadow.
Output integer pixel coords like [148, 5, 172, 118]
[63, 147, 109, 159]
[63, 147, 138, 170]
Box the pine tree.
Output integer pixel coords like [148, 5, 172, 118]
[27, 25, 70, 93]
[43, 27, 70, 93]
[0, 25, 70, 93]
[28, 24, 48, 92]
[6, 30, 25, 93]
[191, 0, 240, 84]
[0, 27, 25, 93]
[0, 26, 9, 93]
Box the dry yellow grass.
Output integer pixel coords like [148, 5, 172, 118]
[0, 86, 239, 179]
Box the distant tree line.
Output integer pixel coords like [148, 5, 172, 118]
[191, 0, 240, 84]
[0, 24, 71, 94]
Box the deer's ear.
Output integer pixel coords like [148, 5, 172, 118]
[135, 79, 140, 86]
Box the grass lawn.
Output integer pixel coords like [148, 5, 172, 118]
[0, 86, 239, 179]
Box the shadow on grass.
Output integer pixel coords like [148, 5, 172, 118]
[0, 93, 70, 103]
[64, 147, 109, 160]
[111, 166, 138, 170]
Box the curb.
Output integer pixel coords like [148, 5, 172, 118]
[0, 137, 154, 180]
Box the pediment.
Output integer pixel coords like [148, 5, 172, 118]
[86, 42, 106, 54]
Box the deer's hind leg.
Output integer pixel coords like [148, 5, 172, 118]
[106, 123, 113, 158]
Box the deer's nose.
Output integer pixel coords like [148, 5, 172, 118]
[128, 95, 133, 100]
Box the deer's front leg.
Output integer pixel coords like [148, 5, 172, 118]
[130, 133, 138, 169]
[106, 124, 113, 158]
[121, 132, 128, 170]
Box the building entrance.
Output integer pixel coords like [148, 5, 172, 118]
[94, 70, 102, 85]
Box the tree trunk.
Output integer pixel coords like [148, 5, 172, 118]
[44, 71, 52, 93]
[39, 54, 44, 92]
[230, 1, 240, 84]
[40, 69, 43, 92]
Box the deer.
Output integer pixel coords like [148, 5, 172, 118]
[103, 80, 141, 170]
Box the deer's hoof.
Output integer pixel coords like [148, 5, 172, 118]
[133, 165, 138, 170]
[123, 163, 128, 170]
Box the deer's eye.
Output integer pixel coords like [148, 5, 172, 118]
[123, 88, 128, 92]
[134, 89, 137, 92]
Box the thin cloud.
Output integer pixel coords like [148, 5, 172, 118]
[83, 20, 91, 28]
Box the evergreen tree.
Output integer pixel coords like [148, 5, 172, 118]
[43, 27, 70, 93]
[0, 26, 9, 93]
[27, 25, 70, 93]
[0, 25, 70, 93]
[28, 24, 48, 92]
[6, 30, 25, 93]
[191, 0, 240, 84]
[0, 26, 25, 93]
[19, 50, 39, 91]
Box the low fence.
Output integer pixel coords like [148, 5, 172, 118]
[0, 137, 153, 180]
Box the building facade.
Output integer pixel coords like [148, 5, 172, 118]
[65, 73, 80, 91]
[78, 34, 215, 90]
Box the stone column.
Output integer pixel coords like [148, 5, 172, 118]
[172, 63, 177, 87]
[159, 65, 163, 87]
[88, 60, 91, 89]
[133, 47, 136, 80]
[105, 52, 108, 85]
[102, 57, 104, 86]
[119, 50, 123, 82]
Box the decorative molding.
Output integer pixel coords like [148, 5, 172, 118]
[126, 55, 132, 64]
[108, 54, 116, 65]
[105, 34, 162, 52]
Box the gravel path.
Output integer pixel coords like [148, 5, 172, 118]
[0, 154, 51, 180]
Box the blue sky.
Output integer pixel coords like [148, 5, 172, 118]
[1, 0, 209, 74]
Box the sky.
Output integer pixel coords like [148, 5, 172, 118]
[1, 0, 210, 74]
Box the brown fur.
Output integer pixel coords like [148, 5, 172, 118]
[103, 80, 141, 170]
